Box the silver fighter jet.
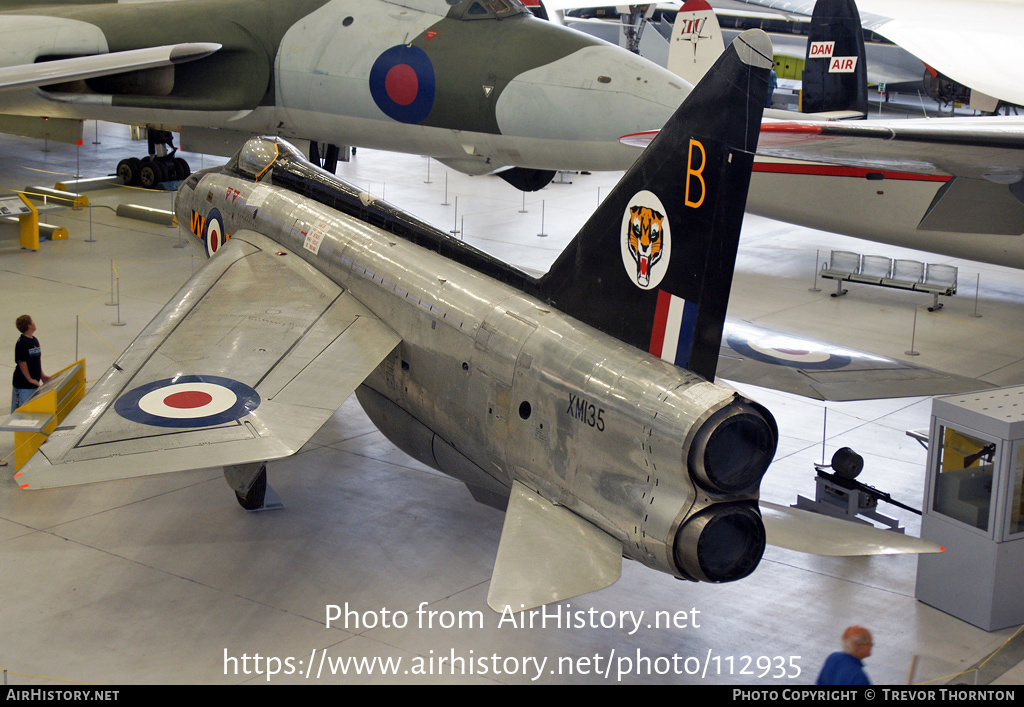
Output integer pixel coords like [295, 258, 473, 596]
[15, 31, 941, 612]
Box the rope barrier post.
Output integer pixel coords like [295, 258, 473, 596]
[906, 305, 921, 356]
[809, 249, 821, 292]
[106, 260, 116, 306]
[450, 196, 459, 236]
[972, 273, 982, 318]
[537, 200, 548, 238]
[442, 172, 450, 206]
[112, 279, 126, 327]
[424, 156, 432, 184]
[86, 204, 96, 243]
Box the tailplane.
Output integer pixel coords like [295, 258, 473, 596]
[801, 0, 868, 115]
[538, 29, 772, 383]
[667, 0, 725, 88]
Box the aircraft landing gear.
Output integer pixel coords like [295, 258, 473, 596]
[224, 461, 284, 512]
[116, 129, 191, 188]
[309, 141, 350, 174]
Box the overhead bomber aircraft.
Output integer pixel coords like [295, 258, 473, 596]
[0, 0, 692, 191]
[14, 32, 942, 613]
[2, 0, 1024, 270]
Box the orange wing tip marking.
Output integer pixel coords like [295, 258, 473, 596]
[19, 484, 29, 489]
[13, 472, 22, 477]
[940, 546, 946, 552]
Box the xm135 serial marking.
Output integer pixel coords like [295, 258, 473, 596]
[566, 394, 605, 432]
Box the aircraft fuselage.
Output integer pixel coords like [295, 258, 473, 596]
[175, 147, 771, 586]
[0, 0, 686, 174]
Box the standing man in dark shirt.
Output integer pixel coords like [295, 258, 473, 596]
[12, 314, 49, 413]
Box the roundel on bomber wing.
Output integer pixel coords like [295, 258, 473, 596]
[115, 375, 261, 428]
[369, 44, 436, 124]
[726, 335, 853, 370]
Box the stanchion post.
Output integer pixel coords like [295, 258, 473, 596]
[905, 305, 920, 356]
[113, 279, 126, 327]
[106, 260, 116, 306]
[972, 273, 982, 318]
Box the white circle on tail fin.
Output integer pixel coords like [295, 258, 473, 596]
[621, 190, 672, 290]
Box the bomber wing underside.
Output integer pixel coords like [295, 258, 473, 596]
[717, 320, 991, 401]
[0, 43, 221, 94]
[16, 231, 401, 489]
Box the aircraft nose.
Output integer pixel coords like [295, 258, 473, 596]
[495, 44, 688, 165]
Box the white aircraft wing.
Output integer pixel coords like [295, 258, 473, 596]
[760, 501, 944, 555]
[16, 230, 401, 490]
[730, 0, 1024, 106]
[854, 0, 1024, 107]
[0, 43, 220, 93]
[718, 320, 991, 401]
[758, 116, 1024, 181]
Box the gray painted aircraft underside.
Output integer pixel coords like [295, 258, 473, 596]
[0, 0, 1023, 268]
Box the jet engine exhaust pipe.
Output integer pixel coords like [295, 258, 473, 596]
[673, 502, 766, 583]
[673, 398, 777, 583]
[687, 399, 777, 494]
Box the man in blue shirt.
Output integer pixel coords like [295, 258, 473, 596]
[817, 625, 873, 685]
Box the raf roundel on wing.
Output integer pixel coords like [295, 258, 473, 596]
[115, 375, 261, 428]
[369, 44, 436, 124]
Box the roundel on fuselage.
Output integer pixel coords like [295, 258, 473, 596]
[369, 44, 436, 124]
[204, 207, 226, 258]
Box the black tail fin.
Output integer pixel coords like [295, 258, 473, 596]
[538, 29, 771, 383]
[801, 0, 868, 115]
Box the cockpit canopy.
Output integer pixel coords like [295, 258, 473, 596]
[448, 0, 529, 20]
[227, 136, 305, 181]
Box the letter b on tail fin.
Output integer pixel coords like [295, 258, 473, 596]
[539, 30, 773, 383]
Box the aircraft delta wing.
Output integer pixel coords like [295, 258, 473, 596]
[0, 43, 222, 94]
[16, 31, 942, 613]
[15, 227, 401, 491]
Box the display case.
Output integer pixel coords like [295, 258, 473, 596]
[916, 386, 1024, 630]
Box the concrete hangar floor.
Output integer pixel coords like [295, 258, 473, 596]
[1, 124, 1024, 687]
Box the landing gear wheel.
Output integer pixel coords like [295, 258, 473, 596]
[234, 464, 267, 510]
[117, 157, 142, 186]
[173, 157, 191, 181]
[139, 159, 166, 189]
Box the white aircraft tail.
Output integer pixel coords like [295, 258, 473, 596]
[666, 0, 724, 87]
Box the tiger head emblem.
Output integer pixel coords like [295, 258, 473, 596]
[628, 206, 664, 288]
[620, 190, 672, 291]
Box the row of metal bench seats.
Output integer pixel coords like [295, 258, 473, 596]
[819, 250, 958, 309]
